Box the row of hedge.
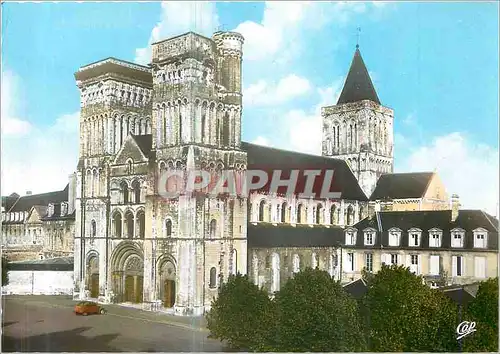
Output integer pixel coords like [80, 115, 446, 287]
[206, 265, 498, 352]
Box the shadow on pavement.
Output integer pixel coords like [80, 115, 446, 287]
[2, 326, 121, 352]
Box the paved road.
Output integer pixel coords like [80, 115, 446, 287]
[2, 295, 230, 352]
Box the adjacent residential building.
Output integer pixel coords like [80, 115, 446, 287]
[1, 176, 77, 261]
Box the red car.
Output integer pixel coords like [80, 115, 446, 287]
[74, 301, 107, 316]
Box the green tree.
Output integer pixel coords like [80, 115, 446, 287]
[273, 268, 366, 352]
[205, 273, 276, 351]
[463, 277, 498, 352]
[361, 264, 458, 352]
[2, 256, 9, 286]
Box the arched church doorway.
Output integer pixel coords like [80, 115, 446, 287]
[158, 258, 176, 308]
[87, 254, 99, 298]
[124, 256, 144, 303]
[110, 242, 144, 304]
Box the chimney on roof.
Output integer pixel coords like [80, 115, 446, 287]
[380, 198, 394, 212]
[451, 194, 460, 221]
[26, 191, 32, 196]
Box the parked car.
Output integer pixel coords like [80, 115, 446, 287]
[74, 301, 106, 316]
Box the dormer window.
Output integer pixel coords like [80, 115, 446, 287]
[364, 228, 376, 246]
[473, 228, 488, 248]
[47, 204, 54, 217]
[428, 229, 442, 247]
[450, 228, 465, 248]
[61, 202, 68, 216]
[408, 228, 421, 247]
[388, 228, 401, 246]
[345, 228, 357, 246]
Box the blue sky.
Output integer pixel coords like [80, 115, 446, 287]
[1, 1, 498, 214]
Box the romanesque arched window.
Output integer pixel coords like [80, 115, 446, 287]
[201, 113, 206, 143]
[346, 206, 354, 226]
[330, 205, 337, 225]
[297, 204, 303, 223]
[223, 112, 230, 146]
[316, 204, 323, 224]
[179, 111, 182, 144]
[132, 180, 141, 204]
[90, 220, 96, 240]
[121, 181, 129, 204]
[127, 160, 133, 175]
[281, 202, 287, 223]
[113, 212, 122, 237]
[136, 210, 145, 239]
[258, 200, 266, 222]
[209, 267, 217, 288]
[209, 219, 217, 238]
[125, 210, 134, 238]
[165, 219, 172, 237]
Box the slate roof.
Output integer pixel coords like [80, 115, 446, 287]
[2, 193, 20, 211]
[9, 256, 74, 271]
[343, 278, 368, 299]
[242, 142, 368, 201]
[248, 223, 344, 248]
[131, 134, 153, 157]
[370, 172, 435, 200]
[41, 210, 76, 222]
[347, 210, 498, 251]
[337, 47, 380, 105]
[6, 185, 69, 213]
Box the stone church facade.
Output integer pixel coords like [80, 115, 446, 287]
[68, 30, 497, 315]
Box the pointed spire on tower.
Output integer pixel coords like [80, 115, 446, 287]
[337, 44, 380, 105]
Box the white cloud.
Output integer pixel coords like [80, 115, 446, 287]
[398, 132, 499, 215]
[1, 70, 32, 136]
[135, 1, 219, 64]
[283, 79, 344, 154]
[252, 136, 271, 147]
[234, 2, 368, 62]
[244, 74, 311, 106]
[1, 70, 79, 195]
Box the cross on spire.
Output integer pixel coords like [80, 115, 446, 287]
[356, 27, 361, 48]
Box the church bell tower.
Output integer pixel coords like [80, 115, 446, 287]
[321, 45, 394, 198]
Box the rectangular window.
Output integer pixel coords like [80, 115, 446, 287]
[429, 233, 441, 247]
[410, 254, 419, 274]
[474, 234, 486, 248]
[452, 256, 464, 277]
[365, 253, 373, 272]
[410, 233, 420, 246]
[347, 252, 354, 272]
[452, 233, 464, 248]
[365, 232, 374, 246]
[429, 255, 440, 275]
[391, 254, 398, 265]
[474, 257, 486, 278]
[389, 232, 399, 246]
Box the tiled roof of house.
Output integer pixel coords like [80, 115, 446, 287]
[347, 210, 498, 251]
[242, 142, 368, 201]
[369, 172, 435, 200]
[248, 223, 344, 248]
[337, 47, 380, 105]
